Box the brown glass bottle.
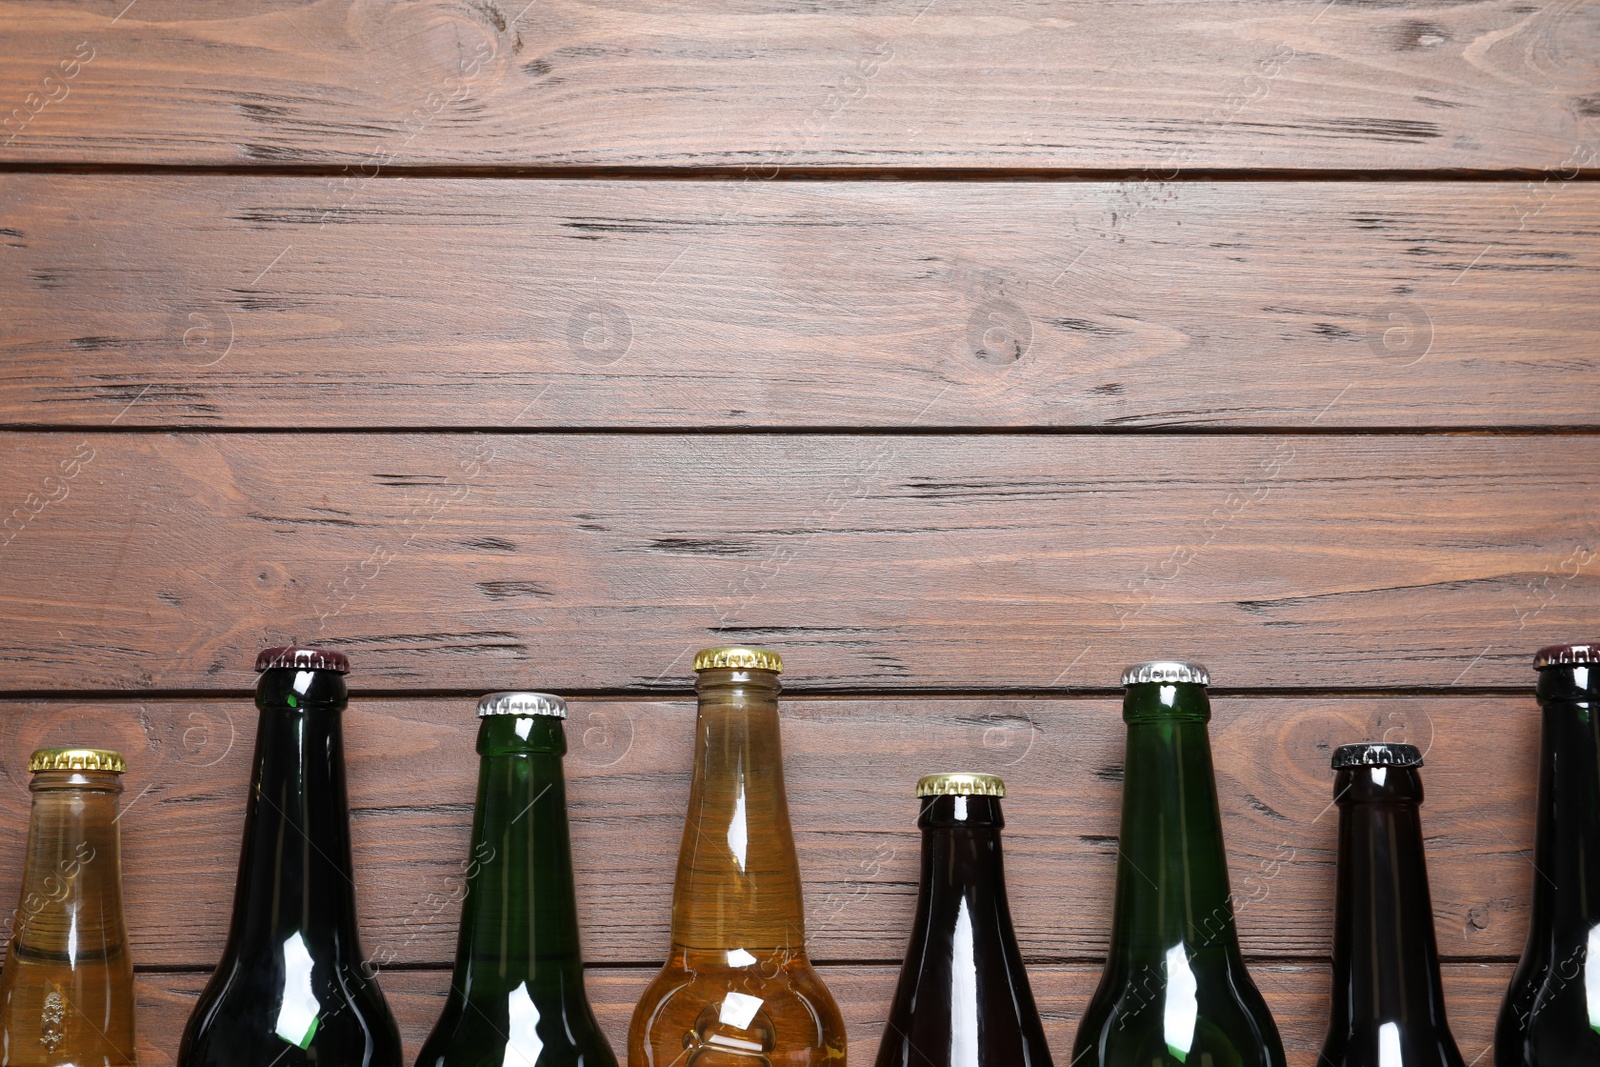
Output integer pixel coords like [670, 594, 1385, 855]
[0, 748, 136, 1067]
[627, 647, 845, 1067]
[876, 773, 1052, 1067]
[1320, 743, 1464, 1067]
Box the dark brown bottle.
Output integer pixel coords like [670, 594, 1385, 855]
[1496, 642, 1600, 1064]
[1319, 743, 1464, 1067]
[876, 773, 1052, 1067]
[178, 647, 402, 1067]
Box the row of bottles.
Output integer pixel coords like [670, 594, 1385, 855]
[1, 643, 1596, 1066]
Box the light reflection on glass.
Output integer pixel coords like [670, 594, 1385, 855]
[727, 780, 748, 873]
[273, 931, 321, 1048]
[1163, 943, 1198, 1059]
[718, 991, 763, 1030]
[1378, 1021, 1401, 1067]
[949, 898, 978, 1067]
[1586, 924, 1600, 1033]
[726, 948, 757, 968]
[501, 982, 544, 1067]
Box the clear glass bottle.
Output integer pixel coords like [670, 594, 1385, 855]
[0, 748, 136, 1067]
[627, 647, 845, 1067]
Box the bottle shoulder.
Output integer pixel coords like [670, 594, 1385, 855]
[628, 950, 845, 1066]
[1073, 956, 1285, 1067]
[180, 955, 401, 1067]
[418, 993, 618, 1067]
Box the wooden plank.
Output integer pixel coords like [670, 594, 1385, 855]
[132, 962, 1512, 1067]
[0, 696, 1543, 967]
[4, 177, 1600, 429]
[0, 0, 1593, 170]
[0, 433, 1595, 690]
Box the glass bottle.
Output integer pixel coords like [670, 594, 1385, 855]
[178, 647, 402, 1067]
[1319, 743, 1464, 1067]
[0, 748, 135, 1067]
[627, 647, 845, 1067]
[875, 773, 1052, 1067]
[416, 692, 617, 1067]
[1072, 661, 1286, 1067]
[1496, 642, 1600, 1064]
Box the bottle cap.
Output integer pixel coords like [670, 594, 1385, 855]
[692, 647, 783, 674]
[29, 748, 127, 774]
[1331, 742, 1423, 770]
[916, 772, 1006, 798]
[255, 646, 349, 673]
[1535, 643, 1600, 669]
[1121, 661, 1210, 687]
[477, 691, 568, 718]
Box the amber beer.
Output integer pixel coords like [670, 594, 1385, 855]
[0, 749, 136, 1067]
[628, 647, 846, 1066]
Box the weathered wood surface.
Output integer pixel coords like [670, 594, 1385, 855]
[132, 962, 1513, 1067]
[4, 177, 1600, 429]
[0, 0, 1595, 171]
[0, 696, 1542, 967]
[1, 433, 1594, 691]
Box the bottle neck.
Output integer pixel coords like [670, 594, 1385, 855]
[224, 668, 364, 964]
[450, 715, 586, 996]
[669, 668, 807, 954]
[1528, 664, 1600, 939]
[1109, 682, 1241, 965]
[912, 794, 1020, 955]
[10, 770, 128, 962]
[1329, 765, 1452, 1033]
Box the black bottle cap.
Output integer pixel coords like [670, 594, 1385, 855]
[1535, 643, 1600, 669]
[1332, 742, 1422, 770]
[255, 646, 349, 673]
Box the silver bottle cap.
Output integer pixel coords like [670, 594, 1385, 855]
[1121, 661, 1210, 687]
[476, 691, 568, 718]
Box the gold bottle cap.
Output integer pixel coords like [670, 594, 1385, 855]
[477, 691, 567, 718]
[29, 748, 127, 774]
[916, 772, 1005, 798]
[692, 647, 783, 674]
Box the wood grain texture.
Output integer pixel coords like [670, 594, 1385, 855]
[0, 0, 1596, 170]
[0, 696, 1542, 967]
[4, 177, 1600, 429]
[0, 432, 1595, 691]
[131, 963, 1513, 1067]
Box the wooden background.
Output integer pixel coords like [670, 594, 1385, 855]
[1, 0, 1597, 1064]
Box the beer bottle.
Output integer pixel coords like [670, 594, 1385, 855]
[0, 748, 136, 1067]
[875, 773, 1053, 1067]
[627, 647, 845, 1067]
[1072, 662, 1286, 1067]
[1319, 743, 1464, 1067]
[1496, 642, 1600, 1064]
[416, 692, 618, 1067]
[178, 647, 402, 1067]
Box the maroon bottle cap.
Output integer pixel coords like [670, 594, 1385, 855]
[1332, 742, 1422, 770]
[255, 646, 349, 673]
[1534, 643, 1600, 669]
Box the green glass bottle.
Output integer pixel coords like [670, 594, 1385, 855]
[416, 692, 617, 1067]
[1072, 661, 1286, 1067]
